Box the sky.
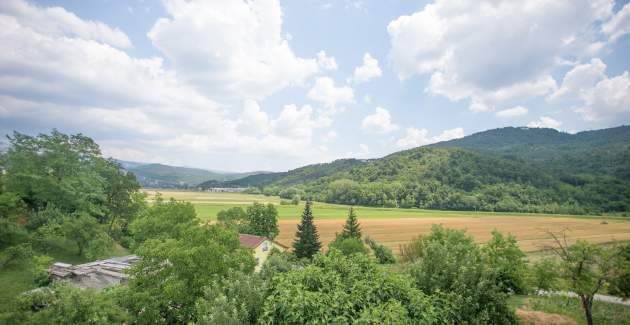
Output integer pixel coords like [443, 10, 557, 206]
[1, 0, 630, 172]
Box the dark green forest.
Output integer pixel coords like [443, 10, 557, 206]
[207, 126, 630, 215]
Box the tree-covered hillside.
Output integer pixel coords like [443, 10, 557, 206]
[211, 126, 630, 214]
[430, 126, 630, 180]
[124, 162, 265, 188]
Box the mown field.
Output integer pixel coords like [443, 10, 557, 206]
[147, 190, 630, 254]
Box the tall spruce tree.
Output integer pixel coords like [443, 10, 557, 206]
[292, 200, 321, 259]
[341, 207, 361, 239]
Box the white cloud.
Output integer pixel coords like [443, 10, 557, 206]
[495, 106, 528, 118]
[396, 128, 430, 148]
[576, 71, 630, 122]
[396, 127, 464, 148]
[387, 0, 613, 111]
[0, 1, 334, 171]
[322, 130, 338, 143]
[0, 0, 132, 48]
[549, 58, 606, 100]
[350, 53, 382, 84]
[433, 127, 465, 142]
[307, 77, 354, 108]
[527, 116, 562, 129]
[361, 107, 398, 134]
[316, 50, 338, 70]
[148, 0, 319, 100]
[603, 3, 630, 42]
[551, 58, 630, 122]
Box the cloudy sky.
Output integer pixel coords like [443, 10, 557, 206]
[1, 0, 630, 172]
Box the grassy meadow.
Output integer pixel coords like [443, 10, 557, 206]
[146, 190, 630, 254]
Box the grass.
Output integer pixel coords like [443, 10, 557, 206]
[145, 189, 613, 221]
[512, 294, 630, 325]
[148, 190, 630, 255]
[0, 239, 128, 313]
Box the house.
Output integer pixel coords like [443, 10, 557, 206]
[239, 233, 287, 272]
[49, 255, 140, 289]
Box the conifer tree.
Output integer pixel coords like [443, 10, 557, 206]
[341, 207, 361, 239]
[292, 200, 321, 259]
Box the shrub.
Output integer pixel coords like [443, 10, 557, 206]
[399, 235, 424, 264]
[328, 236, 368, 256]
[365, 237, 396, 264]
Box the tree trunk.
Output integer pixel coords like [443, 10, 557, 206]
[580, 295, 594, 325]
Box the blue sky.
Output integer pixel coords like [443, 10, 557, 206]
[1, 0, 630, 171]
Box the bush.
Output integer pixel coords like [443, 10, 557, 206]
[4, 284, 130, 324]
[328, 236, 368, 256]
[407, 225, 518, 324]
[529, 259, 560, 292]
[260, 251, 445, 324]
[0, 243, 33, 269]
[365, 237, 396, 264]
[399, 235, 424, 264]
[195, 272, 264, 325]
[482, 230, 528, 294]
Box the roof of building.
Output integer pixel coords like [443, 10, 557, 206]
[49, 255, 140, 289]
[238, 233, 289, 249]
[239, 233, 267, 248]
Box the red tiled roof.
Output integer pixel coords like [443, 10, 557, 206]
[239, 234, 266, 248]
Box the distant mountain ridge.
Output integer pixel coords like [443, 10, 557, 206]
[199, 125, 630, 214]
[429, 125, 630, 180]
[117, 160, 266, 188]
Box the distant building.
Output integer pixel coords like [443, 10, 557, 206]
[239, 234, 287, 272]
[206, 187, 247, 192]
[49, 255, 139, 289]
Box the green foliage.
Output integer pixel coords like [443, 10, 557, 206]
[340, 207, 361, 239]
[399, 235, 424, 264]
[0, 243, 33, 269]
[244, 202, 279, 239]
[4, 284, 130, 325]
[216, 206, 248, 229]
[260, 250, 444, 324]
[259, 249, 302, 282]
[541, 235, 620, 325]
[407, 225, 518, 324]
[355, 301, 412, 324]
[195, 272, 264, 325]
[482, 230, 528, 294]
[610, 243, 630, 299]
[292, 200, 321, 259]
[59, 213, 112, 258]
[529, 259, 560, 292]
[121, 224, 255, 324]
[364, 237, 396, 264]
[129, 195, 198, 245]
[0, 191, 27, 248]
[328, 236, 368, 256]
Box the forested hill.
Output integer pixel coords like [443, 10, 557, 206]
[198, 158, 364, 189]
[429, 126, 630, 180]
[203, 126, 630, 214]
[120, 161, 265, 188]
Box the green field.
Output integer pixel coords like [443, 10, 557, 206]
[145, 189, 596, 221]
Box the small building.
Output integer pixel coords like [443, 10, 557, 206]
[49, 255, 139, 289]
[239, 234, 287, 272]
